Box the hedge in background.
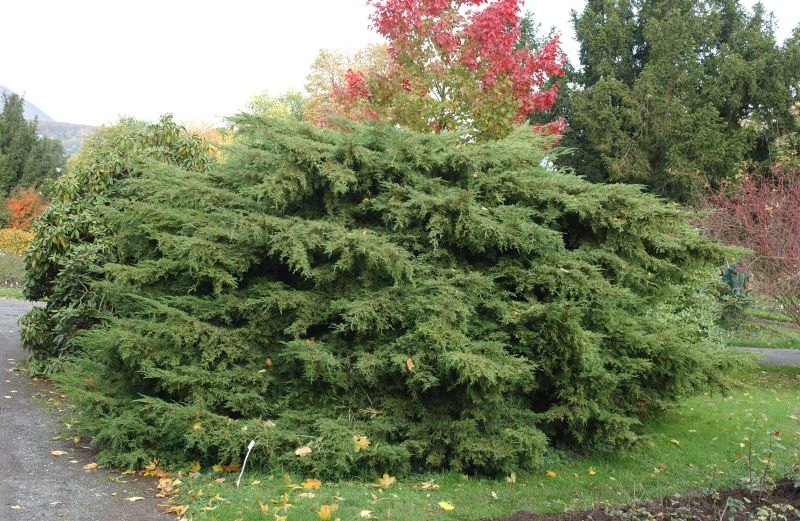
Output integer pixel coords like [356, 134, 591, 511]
[53, 117, 735, 478]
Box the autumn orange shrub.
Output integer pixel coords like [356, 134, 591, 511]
[5, 187, 47, 230]
[0, 228, 35, 254]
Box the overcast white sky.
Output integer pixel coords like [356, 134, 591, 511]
[2, 0, 797, 126]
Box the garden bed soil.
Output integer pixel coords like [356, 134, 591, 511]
[493, 478, 799, 521]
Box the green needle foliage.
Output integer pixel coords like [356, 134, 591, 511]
[22, 115, 215, 367]
[50, 116, 735, 478]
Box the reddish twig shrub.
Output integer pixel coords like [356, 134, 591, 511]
[702, 165, 800, 325]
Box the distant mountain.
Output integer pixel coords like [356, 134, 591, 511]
[0, 85, 96, 155]
[0, 85, 54, 122]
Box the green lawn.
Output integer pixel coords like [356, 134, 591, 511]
[172, 367, 800, 521]
[745, 307, 795, 324]
[0, 286, 24, 300]
[723, 319, 800, 350]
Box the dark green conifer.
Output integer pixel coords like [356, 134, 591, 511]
[44, 117, 736, 477]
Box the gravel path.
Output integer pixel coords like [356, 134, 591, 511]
[734, 346, 800, 367]
[0, 299, 169, 521]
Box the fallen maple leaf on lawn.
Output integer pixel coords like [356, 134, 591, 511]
[377, 473, 396, 489]
[354, 435, 370, 453]
[166, 505, 189, 516]
[318, 503, 338, 520]
[302, 478, 322, 490]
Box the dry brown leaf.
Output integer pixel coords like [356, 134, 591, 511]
[166, 505, 189, 516]
[295, 446, 312, 457]
[83, 463, 99, 470]
[405, 358, 414, 371]
[414, 480, 439, 490]
[50, 450, 67, 457]
[221, 463, 241, 472]
[190, 461, 201, 473]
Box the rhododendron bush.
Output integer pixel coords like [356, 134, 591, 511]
[703, 166, 800, 325]
[329, 0, 565, 139]
[47, 117, 735, 477]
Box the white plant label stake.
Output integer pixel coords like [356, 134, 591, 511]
[236, 440, 256, 489]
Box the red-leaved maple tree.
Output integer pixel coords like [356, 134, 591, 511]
[5, 187, 46, 230]
[703, 165, 800, 325]
[330, 0, 564, 140]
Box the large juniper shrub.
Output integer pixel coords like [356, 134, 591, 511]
[21, 115, 216, 368]
[51, 116, 735, 478]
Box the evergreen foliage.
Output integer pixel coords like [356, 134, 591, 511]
[0, 93, 65, 194]
[47, 117, 736, 478]
[22, 115, 215, 364]
[561, 0, 797, 202]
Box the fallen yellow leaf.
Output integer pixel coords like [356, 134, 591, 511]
[354, 435, 370, 453]
[50, 450, 67, 457]
[192, 421, 202, 430]
[506, 472, 517, 484]
[406, 358, 414, 371]
[83, 463, 98, 470]
[318, 503, 338, 520]
[211, 464, 224, 472]
[439, 501, 455, 511]
[190, 461, 201, 473]
[670, 439, 680, 446]
[302, 478, 322, 490]
[377, 473, 396, 489]
[295, 446, 313, 457]
[546, 470, 557, 478]
[491, 491, 498, 500]
[258, 501, 269, 513]
[166, 505, 189, 516]
[360, 510, 375, 519]
[587, 468, 596, 476]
